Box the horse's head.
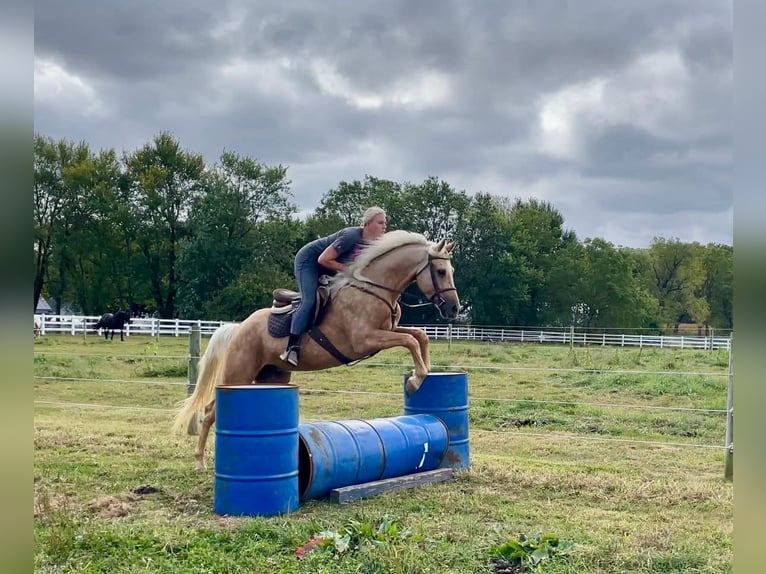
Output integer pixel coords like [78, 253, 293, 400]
[115, 310, 131, 324]
[415, 239, 461, 320]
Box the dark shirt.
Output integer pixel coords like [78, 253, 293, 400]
[298, 227, 367, 274]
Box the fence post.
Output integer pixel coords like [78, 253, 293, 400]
[724, 339, 734, 481]
[186, 322, 201, 435]
[569, 325, 574, 351]
[447, 322, 452, 350]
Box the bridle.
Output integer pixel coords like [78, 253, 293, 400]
[349, 250, 457, 320]
[413, 253, 458, 311]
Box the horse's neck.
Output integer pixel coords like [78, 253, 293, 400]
[362, 244, 425, 293]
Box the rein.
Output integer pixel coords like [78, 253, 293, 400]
[349, 283, 399, 329]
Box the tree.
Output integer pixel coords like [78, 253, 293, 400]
[124, 133, 205, 318]
[507, 198, 575, 325]
[316, 176, 404, 228]
[570, 238, 660, 329]
[696, 243, 733, 330]
[450, 194, 524, 325]
[647, 238, 708, 330]
[541, 238, 585, 326]
[34, 135, 92, 312]
[398, 177, 470, 241]
[176, 151, 297, 319]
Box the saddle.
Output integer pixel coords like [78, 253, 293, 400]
[267, 275, 376, 366]
[267, 281, 332, 338]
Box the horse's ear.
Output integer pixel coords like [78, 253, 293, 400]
[445, 241, 455, 253]
[434, 239, 446, 252]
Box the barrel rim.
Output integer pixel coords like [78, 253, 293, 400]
[217, 384, 299, 390]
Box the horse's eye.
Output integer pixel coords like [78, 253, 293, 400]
[437, 269, 447, 278]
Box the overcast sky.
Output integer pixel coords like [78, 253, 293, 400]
[34, 0, 732, 248]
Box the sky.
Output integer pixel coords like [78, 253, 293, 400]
[33, 0, 732, 248]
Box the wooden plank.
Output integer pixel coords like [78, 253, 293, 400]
[330, 469, 454, 504]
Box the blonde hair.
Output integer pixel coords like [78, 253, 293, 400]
[361, 206, 386, 226]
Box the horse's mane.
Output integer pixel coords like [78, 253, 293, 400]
[331, 230, 436, 290]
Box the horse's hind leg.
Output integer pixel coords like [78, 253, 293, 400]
[194, 400, 216, 471]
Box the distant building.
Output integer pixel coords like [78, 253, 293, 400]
[35, 297, 54, 315]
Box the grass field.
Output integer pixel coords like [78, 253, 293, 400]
[34, 334, 733, 573]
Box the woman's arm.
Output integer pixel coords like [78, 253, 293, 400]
[317, 245, 348, 273]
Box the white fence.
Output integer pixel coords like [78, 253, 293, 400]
[33, 314, 731, 351]
[419, 325, 731, 350]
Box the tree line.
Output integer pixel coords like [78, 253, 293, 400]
[34, 132, 732, 333]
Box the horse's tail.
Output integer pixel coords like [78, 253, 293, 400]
[171, 322, 239, 434]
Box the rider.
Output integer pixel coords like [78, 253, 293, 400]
[280, 206, 388, 366]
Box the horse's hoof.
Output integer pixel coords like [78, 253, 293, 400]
[405, 376, 420, 396]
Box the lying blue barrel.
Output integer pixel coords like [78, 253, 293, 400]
[298, 419, 384, 501]
[403, 372, 470, 470]
[298, 414, 449, 500]
[214, 384, 299, 516]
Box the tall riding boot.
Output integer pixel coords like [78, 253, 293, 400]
[279, 333, 301, 367]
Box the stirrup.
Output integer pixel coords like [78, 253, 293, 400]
[280, 346, 299, 367]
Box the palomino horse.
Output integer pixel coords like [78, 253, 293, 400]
[173, 230, 460, 470]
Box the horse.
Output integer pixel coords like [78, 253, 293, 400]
[34, 318, 41, 338]
[94, 310, 132, 341]
[173, 231, 461, 471]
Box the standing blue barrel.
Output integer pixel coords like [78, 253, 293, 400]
[403, 372, 470, 470]
[298, 414, 449, 500]
[214, 384, 299, 516]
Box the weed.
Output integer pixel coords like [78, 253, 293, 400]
[490, 532, 575, 572]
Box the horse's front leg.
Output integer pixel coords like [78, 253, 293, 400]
[394, 327, 431, 372]
[352, 329, 428, 395]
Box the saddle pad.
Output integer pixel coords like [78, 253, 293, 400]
[267, 309, 292, 338]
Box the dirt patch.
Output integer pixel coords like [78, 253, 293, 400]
[34, 491, 71, 518]
[172, 493, 203, 513]
[85, 495, 139, 519]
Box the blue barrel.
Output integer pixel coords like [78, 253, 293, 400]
[298, 414, 449, 500]
[214, 384, 299, 516]
[403, 372, 470, 469]
[371, 415, 449, 479]
[298, 419, 385, 501]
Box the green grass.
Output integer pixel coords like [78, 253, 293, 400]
[34, 334, 732, 573]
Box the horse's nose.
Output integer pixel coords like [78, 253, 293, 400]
[442, 300, 459, 319]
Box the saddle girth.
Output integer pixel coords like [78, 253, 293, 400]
[307, 326, 353, 365]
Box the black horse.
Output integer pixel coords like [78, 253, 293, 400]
[94, 310, 132, 341]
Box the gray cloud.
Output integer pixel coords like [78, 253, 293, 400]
[34, 0, 732, 247]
